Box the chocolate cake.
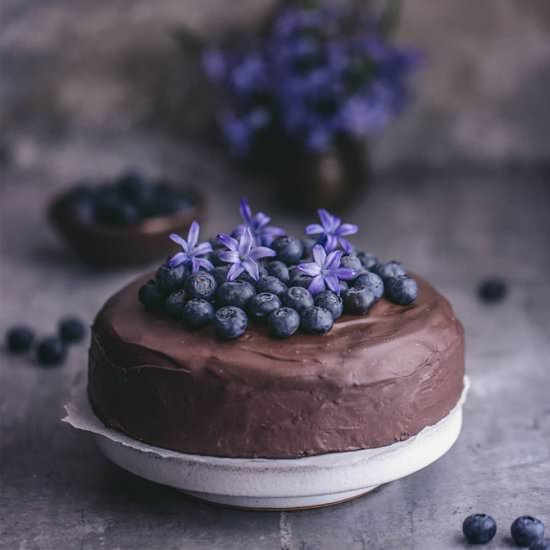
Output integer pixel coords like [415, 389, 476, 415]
[88, 201, 465, 459]
[88, 274, 464, 458]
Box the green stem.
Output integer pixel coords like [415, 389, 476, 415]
[379, 0, 402, 36]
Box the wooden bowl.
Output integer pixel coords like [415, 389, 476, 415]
[48, 187, 206, 268]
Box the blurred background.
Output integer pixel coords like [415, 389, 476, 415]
[1, 1, 549, 549]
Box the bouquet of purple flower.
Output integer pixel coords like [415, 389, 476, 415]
[204, 2, 418, 157]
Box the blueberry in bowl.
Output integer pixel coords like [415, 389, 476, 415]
[48, 171, 206, 267]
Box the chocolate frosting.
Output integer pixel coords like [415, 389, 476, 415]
[88, 274, 465, 458]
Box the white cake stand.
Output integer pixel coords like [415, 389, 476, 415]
[63, 377, 469, 510]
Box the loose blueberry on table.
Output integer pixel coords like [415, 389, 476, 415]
[511, 516, 545, 547]
[462, 513, 497, 545]
[58, 317, 86, 344]
[36, 337, 66, 366]
[137, 200, 419, 340]
[478, 277, 508, 304]
[5, 326, 35, 353]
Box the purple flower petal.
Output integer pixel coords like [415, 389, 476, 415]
[338, 237, 353, 254]
[305, 223, 324, 236]
[249, 246, 276, 260]
[298, 262, 321, 277]
[196, 258, 215, 272]
[242, 258, 260, 281]
[254, 212, 271, 228]
[318, 209, 334, 231]
[168, 251, 187, 268]
[325, 249, 343, 270]
[325, 274, 340, 294]
[190, 257, 200, 273]
[336, 223, 358, 236]
[219, 250, 240, 264]
[325, 234, 338, 252]
[333, 267, 355, 280]
[240, 198, 253, 227]
[238, 228, 254, 256]
[217, 233, 238, 251]
[170, 233, 188, 252]
[312, 244, 327, 266]
[193, 242, 213, 256]
[187, 221, 200, 249]
[227, 264, 244, 281]
[308, 275, 326, 296]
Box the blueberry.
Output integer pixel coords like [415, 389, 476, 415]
[478, 278, 507, 304]
[301, 237, 316, 258]
[237, 271, 260, 286]
[96, 197, 140, 225]
[267, 307, 300, 338]
[340, 254, 362, 273]
[58, 317, 86, 344]
[216, 281, 256, 308]
[156, 263, 188, 293]
[314, 291, 343, 320]
[338, 280, 349, 293]
[66, 192, 96, 224]
[282, 286, 314, 315]
[289, 272, 313, 289]
[256, 275, 288, 297]
[211, 265, 230, 285]
[185, 272, 217, 301]
[372, 261, 407, 280]
[530, 539, 550, 550]
[343, 286, 376, 314]
[462, 514, 497, 545]
[511, 516, 545, 547]
[385, 276, 417, 305]
[182, 299, 215, 330]
[36, 337, 66, 366]
[5, 326, 34, 353]
[115, 171, 149, 200]
[356, 251, 379, 270]
[164, 289, 187, 318]
[215, 306, 248, 340]
[272, 236, 304, 265]
[138, 280, 165, 310]
[266, 261, 290, 283]
[300, 306, 334, 335]
[353, 271, 384, 300]
[247, 293, 282, 322]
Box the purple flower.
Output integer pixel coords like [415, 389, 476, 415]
[217, 227, 276, 281]
[169, 221, 214, 272]
[204, 5, 419, 155]
[203, 49, 227, 81]
[305, 209, 358, 253]
[234, 198, 285, 246]
[336, 95, 389, 137]
[298, 245, 355, 295]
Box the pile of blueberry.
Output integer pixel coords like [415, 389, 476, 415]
[463, 513, 546, 548]
[64, 171, 198, 226]
[5, 317, 86, 366]
[138, 201, 418, 341]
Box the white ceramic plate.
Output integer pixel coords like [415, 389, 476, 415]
[64, 377, 469, 510]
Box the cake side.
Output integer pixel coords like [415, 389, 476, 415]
[88, 274, 465, 458]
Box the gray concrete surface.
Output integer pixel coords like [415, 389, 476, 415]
[0, 132, 549, 549]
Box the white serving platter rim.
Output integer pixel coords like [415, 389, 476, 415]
[63, 377, 469, 509]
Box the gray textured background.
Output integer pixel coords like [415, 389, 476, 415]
[1, 1, 549, 549]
